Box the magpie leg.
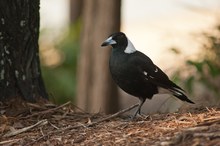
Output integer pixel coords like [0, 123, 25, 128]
[131, 98, 145, 119]
[138, 107, 141, 114]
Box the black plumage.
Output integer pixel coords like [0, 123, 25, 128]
[101, 32, 194, 118]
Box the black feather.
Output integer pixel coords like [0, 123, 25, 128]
[101, 32, 194, 118]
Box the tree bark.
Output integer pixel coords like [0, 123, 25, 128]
[0, 0, 48, 102]
[70, 0, 83, 23]
[77, 0, 121, 114]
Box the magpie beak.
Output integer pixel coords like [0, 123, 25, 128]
[101, 37, 117, 46]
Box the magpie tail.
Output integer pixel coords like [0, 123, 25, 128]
[170, 87, 195, 104]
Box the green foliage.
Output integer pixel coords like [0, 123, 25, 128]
[171, 24, 220, 99]
[41, 22, 81, 104]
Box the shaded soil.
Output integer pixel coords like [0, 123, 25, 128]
[1, 101, 220, 146]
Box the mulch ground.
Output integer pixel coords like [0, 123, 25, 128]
[1, 100, 220, 146]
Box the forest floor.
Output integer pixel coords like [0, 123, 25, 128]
[1, 99, 220, 146]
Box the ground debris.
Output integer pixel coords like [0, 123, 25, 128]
[0, 101, 220, 146]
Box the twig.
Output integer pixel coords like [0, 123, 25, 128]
[197, 118, 220, 126]
[49, 121, 59, 130]
[87, 103, 139, 127]
[0, 139, 21, 145]
[72, 104, 88, 113]
[26, 103, 47, 110]
[27, 103, 139, 145]
[193, 132, 220, 138]
[3, 119, 48, 137]
[184, 126, 209, 132]
[20, 101, 71, 119]
[155, 126, 175, 131]
[203, 116, 220, 121]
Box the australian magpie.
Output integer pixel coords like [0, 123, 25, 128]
[101, 32, 194, 118]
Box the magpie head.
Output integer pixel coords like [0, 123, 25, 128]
[101, 32, 136, 54]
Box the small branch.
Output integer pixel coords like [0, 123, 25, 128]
[21, 101, 71, 119]
[197, 118, 220, 126]
[3, 119, 48, 137]
[72, 104, 88, 113]
[26, 102, 47, 110]
[194, 132, 220, 138]
[27, 103, 139, 145]
[183, 126, 209, 132]
[87, 103, 139, 126]
[0, 139, 21, 145]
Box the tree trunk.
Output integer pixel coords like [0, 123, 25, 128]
[0, 0, 48, 102]
[70, 0, 83, 23]
[77, 0, 121, 114]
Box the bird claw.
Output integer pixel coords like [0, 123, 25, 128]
[137, 113, 149, 120]
[127, 113, 149, 121]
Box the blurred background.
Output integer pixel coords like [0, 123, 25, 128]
[39, 0, 220, 114]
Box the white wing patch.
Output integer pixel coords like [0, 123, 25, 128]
[171, 88, 184, 96]
[155, 67, 158, 72]
[143, 71, 154, 79]
[124, 38, 137, 54]
[143, 71, 148, 76]
[143, 71, 148, 80]
[173, 91, 183, 96]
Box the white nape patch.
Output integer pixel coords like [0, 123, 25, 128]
[124, 38, 136, 54]
[155, 67, 158, 72]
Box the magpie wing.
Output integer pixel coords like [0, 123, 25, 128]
[130, 51, 183, 91]
[129, 51, 195, 104]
